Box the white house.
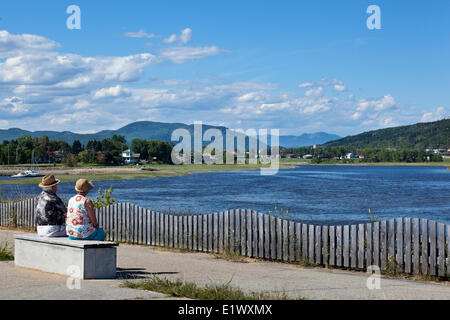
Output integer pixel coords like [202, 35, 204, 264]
[345, 153, 359, 159]
[122, 149, 136, 164]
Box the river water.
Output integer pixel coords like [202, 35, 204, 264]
[1, 166, 449, 225]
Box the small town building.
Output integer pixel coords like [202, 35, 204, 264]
[122, 149, 136, 164]
[345, 153, 359, 159]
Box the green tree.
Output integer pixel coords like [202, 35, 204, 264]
[72, 140, 83, 155]
[131, 138, 149, 160]
[147, 140, 173, 164]
[78, 150, 94, 164]
[100, 137, 127, 165]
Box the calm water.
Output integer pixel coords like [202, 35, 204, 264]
[1, 166, 449, 225]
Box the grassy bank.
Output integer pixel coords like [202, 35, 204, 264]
[122, 276, 293, 300]
[0, 162, 300, 186]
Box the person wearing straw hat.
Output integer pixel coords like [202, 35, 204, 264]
[35, 174, 67, 238]
[66, 179, 105, 241]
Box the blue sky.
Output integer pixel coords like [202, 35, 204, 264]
[0, 0, 448, 136]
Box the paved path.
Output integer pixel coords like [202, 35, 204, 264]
[1, 230, 449, 300]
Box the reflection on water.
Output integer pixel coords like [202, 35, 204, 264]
[1, 166, 449, 225]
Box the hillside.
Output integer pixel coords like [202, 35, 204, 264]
[280, 132, 341, 148]
[321, 119, 449, 150]
[0, 121, 339, 148]
[0, 122, 229, 146]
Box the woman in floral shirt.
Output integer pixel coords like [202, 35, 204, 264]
[66, 179, 105, 241]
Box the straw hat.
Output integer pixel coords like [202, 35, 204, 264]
[75, 179, 94, 194]
[38, 174, 60, 188]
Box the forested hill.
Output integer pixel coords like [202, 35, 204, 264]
[321, 119, 449, 150]
[0, 121, 340, 148]
[0, 122, 228, 146]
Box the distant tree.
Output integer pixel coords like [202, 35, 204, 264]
[72, 140, 83, 155]
[101, 137, 127, 165]
[96, 151, 106, 164]
[87, 140, 102, 152]
[131, 138, 149, 160]
[147, 140, 173, 164]
[62, 153, 77, 167]
[78, 150, 94, 164]
[111, 135, 127, 145]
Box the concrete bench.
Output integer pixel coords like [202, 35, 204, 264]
[14, 234, 119, 279]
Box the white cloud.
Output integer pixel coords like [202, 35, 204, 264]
[164, 28, 193, 44]
[0, 30, 59, 58]
[302, 103, 331, 115]
[298, 82, 314, 88]
[180, 28, 193, 44]
[299, 78, 347, 93]
[332, 79, 346, 92]
[123, 30, 155, 39]
[73, 100, 90, 110]
[164, 34, 177, 44]
[93, 85, 131, 100]
[0, 52, 157, 87]
[159, 46, 223, 64]
[357, 94, 396, 112]
[0, 30, 442, 136]
[421, 106, 447, 122]
[0, 30, 224, 88]
[305, 86, 323, 97]
[0, 96, 30, 117]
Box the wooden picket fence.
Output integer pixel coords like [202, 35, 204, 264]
[1, 200, 449, 277]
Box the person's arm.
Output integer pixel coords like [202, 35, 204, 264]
[85, 199, 99, 228]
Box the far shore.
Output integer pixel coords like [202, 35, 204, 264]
[0, 160, 448, 186]
[0, 162, 302, 186]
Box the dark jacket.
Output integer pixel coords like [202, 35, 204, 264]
[34, 190, 67, 226]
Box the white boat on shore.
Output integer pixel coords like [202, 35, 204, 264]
[11, 170, 45, 178]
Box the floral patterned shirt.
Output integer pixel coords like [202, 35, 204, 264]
[66, 195, 96, 239]
[34, 190, 67, 226]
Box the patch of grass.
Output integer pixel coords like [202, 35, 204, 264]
[122, 276, 294, 300]
[0, 242, 14, 261]
[214, 248, 255, 263]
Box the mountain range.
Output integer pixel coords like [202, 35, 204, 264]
[1, 119, 447, 150]
[280, 133, 341, 148]
[0, 122, 341, 148]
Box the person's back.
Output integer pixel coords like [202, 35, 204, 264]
[66, 194, 96, 239]
[66, 179, 106, 241]
[35, 174, 67, 238]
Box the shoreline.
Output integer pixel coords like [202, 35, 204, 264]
[0, 161, 448, 186]
[0, 162, 302, 186]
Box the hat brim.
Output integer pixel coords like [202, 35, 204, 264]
[38, 179, 60, 188]
[75, 181, 94, 193]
